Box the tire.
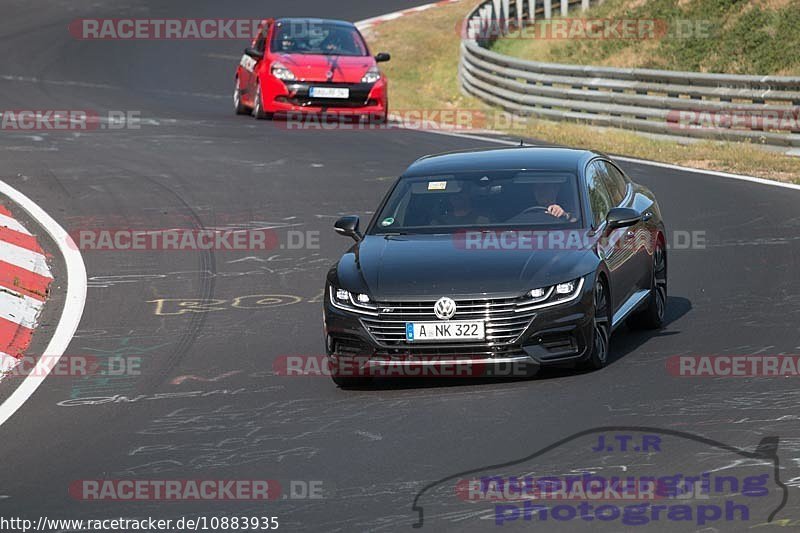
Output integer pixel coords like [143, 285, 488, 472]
[252, 81, 272, 120]
[328, 356, 371, 388]
[628, 240, 667, 330]
[233, 78, 248, 115]
[580, 277, 611, 370]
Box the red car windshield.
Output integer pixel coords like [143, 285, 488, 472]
[270, 22, 369, 57]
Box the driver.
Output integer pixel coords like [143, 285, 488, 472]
[279, 36, 296, 52]
[533, 182, 572, 220]
[321, 29, 347, 53]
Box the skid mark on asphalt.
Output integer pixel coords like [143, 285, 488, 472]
[355, 430, 383, 441]
[86, 262, 329, 288]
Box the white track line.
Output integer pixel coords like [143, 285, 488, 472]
[0, 180, 87, 428]
[612, 155, 800, 191]
[355, 0, 457, 29]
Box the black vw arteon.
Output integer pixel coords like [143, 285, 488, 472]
[324, 147, 667, 387]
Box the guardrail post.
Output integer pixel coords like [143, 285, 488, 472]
[528, 0, 536, 22]
[482, 4, 492, 39]
[561, 0, 568, 16]
[516, 0, 524, 28]
[581, 0, 589, 10]
[544, 0, 552, 19]
[503, 0, 511, 31]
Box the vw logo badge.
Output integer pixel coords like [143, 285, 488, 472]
[433, 297, 457, 320]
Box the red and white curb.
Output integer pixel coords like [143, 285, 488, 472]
[0, 181, 86, 427]
[0, 204, 53, 376]
[356, 0, 461, 31]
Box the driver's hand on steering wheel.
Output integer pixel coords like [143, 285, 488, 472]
[547, 204, 566, 218]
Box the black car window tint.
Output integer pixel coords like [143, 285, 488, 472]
[594, 161, 622, 206]
[586, 162, 613, 227]
[602, 161, 628, 205]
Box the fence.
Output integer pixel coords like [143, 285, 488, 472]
[459, 0, 800, 147]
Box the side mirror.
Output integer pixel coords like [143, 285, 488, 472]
[244, 47, 264, 60]
[334, 216, 363, 241]
[375, 52, 391, 63]
[605, 207, 642, 230]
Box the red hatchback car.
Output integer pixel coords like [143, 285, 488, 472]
[234, 18, 390, 121]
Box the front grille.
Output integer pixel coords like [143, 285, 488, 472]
[282, 82, 373, 108]
[361, 297, 537, 347]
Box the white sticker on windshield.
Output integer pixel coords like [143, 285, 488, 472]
[428, 181, 447, 190]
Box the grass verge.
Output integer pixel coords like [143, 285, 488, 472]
[491, 0, 800, 75]
[363, 0, 800, 183]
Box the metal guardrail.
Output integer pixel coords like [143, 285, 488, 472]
[459, 0, 800, 147]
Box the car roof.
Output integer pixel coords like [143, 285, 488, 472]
[402, 147, 604, 176]
[274, 18, 356, 27]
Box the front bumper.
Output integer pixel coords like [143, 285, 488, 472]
[262, 77, 387, 116]
[323, 277, 596, 378]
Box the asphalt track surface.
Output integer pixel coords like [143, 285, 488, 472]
[0, 0, 799, 531]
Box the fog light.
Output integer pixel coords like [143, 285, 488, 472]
[556, 281, 576, 295]
[357, 294, 370, 303]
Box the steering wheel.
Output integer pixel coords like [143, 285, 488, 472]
[519, 205, 550, 215]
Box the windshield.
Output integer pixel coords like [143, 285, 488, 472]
[270, 21, 369, 56]
[370, 171, 583, 234]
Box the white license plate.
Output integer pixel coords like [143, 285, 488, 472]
[406, 321, 485, 342]
[309, 87, 349, 99]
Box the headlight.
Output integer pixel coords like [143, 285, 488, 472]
[521, 277, 585, 310]
[271, 61, 296, 81]
[555, 281, 576, 294]
[528, 287, 553, 303]
[361, 66, 381, 84]
[329, 286, 378, 315]
[335, 288, 351, 302]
